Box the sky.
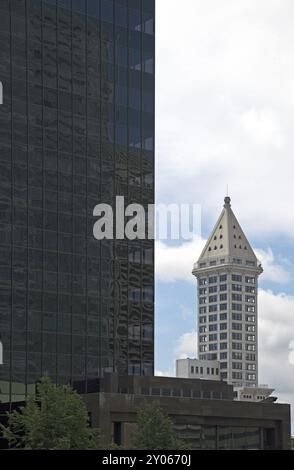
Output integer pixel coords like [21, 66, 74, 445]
[154, 0, 294, 431]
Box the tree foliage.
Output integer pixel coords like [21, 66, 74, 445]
[0, 375, 98, 450]
[131, 402, 187, 450]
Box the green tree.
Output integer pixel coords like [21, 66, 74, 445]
[0, 375, 98, 450]
[131, 402, 188, 450]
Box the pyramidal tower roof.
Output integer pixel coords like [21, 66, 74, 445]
[197, 197, 259, 266]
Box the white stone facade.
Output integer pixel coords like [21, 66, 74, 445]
[192, 197, 263, 388]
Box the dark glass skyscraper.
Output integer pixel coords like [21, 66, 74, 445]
[0, 0, 155, 403]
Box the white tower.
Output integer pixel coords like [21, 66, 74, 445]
[192, 197, 263, 388]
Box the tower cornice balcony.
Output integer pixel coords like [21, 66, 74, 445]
[192, 256, 263, 278]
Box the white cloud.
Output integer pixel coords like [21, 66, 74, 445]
[180, 304, 194, 320]
[258, 289, 294, 430]
[155, 369, 175, 378]
[155, 330, 198, 377]
[156, 0, 294, 238]
[174, 330, 198, 359]
[255, 247, 291, 284]
[155, 236, 205, 283]
[239, 108, 284, 148]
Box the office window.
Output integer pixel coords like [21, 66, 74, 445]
[199, 288, 207, 295]
[209, 324, 217, 332]
[232, 332, 242, 340]
[246, 315, 255, 323]
[232, 303, 242, 311]
[232, 362, 242, 370]
[245, 286, 255, 293]
[232, 352, 242, 360]
[209, 314, 217, 322]
[246, 354, 256, 361]
[246, 335, 255, 342]
[209, 285, 217, 293]
[246, 374, 256, 381]
[232, 284, 242, 292]
[209, 334, 217, 342]
[246, 306, 255, 313]
[232, 372, 242, 380]
[232, 274, 242, 282]
[199, 335, 208, 343]
[232, 293, 242, 302]
[232, 313, 242, 321]
[209, 304, 217, 312]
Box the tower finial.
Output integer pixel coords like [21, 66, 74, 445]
[224, 196, 231, 207]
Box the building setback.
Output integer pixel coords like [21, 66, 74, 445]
[0, 0, 155, 405]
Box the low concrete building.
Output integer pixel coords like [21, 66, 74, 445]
[176, 358, 220, 381]
[176, 358, 274, 403]
[81, 374, 291, 450]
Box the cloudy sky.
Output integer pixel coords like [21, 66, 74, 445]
[155, 0, 294, 431]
